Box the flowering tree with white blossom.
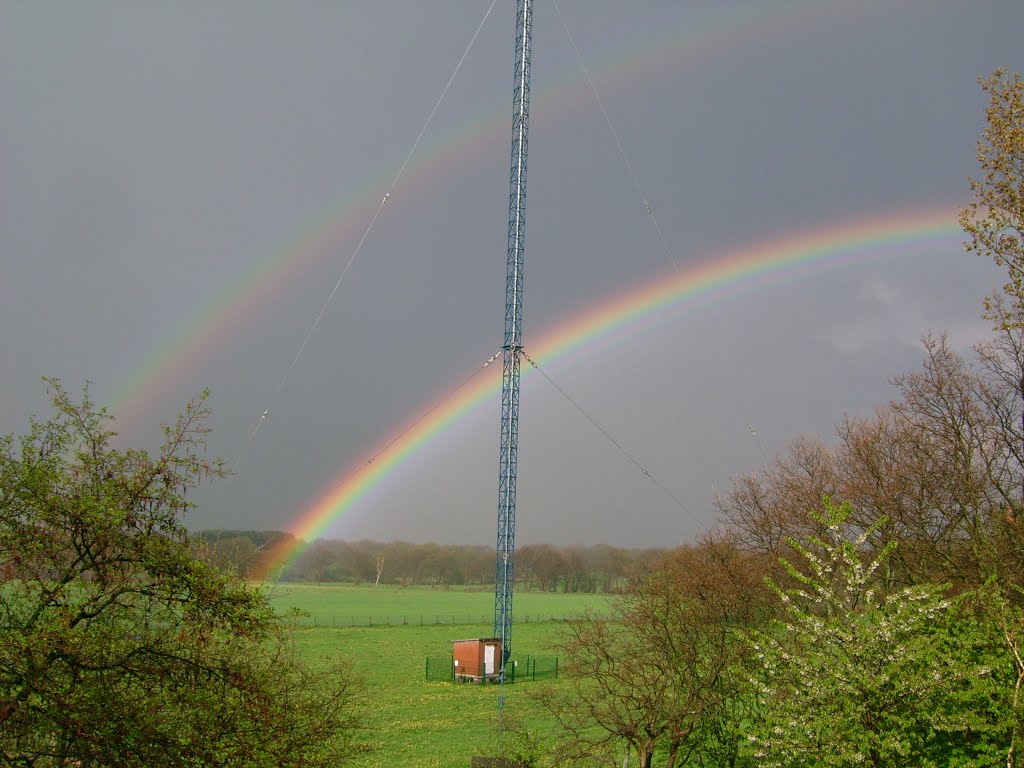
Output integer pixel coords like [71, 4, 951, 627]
[748, 499, 1008, 768]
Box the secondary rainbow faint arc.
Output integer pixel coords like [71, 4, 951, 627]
[107, 0, 851, 432]
[259, 206, 964, 572]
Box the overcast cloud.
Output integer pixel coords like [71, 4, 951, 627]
[2, 1, 1022, 547]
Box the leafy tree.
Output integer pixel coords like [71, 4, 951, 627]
[0, 381, 363, 767]
[961, 69, 1024, 329]
[541, 541, 770, 768]
[977, 582, 1024, 768]
[748, 499, 1008, 768]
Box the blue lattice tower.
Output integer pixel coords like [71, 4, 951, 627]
[495, 0, 532, 668]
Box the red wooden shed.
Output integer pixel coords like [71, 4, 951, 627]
[453, 638, 502, 683]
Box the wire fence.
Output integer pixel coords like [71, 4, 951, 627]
[287, 614, 574, 628]
[426, 655, 455, 682]
[425, 655, 559, 683]
[509, 655, 559, 682]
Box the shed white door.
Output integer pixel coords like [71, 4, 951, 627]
[484, 644, 495, 675]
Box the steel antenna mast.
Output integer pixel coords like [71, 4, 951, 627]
[495, 0, 532, 670]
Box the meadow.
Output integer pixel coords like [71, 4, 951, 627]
[267, 582, 609, 625]
[269, 584, 611, 767]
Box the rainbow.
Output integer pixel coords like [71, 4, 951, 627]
[107, 0, 854, 432]
[257, 206, 965, 573]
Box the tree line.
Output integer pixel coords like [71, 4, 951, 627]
[191, 531, 668, 592]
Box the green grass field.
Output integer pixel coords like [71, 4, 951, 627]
[270, 585, 610, 767]
[266, 583, 610, 626]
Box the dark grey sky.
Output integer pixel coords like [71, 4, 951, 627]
[2, 1, 1021, 547]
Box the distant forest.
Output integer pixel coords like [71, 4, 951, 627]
[191, 530, 667, 592]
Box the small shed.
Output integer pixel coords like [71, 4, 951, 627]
[453, 638, 502, 683]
